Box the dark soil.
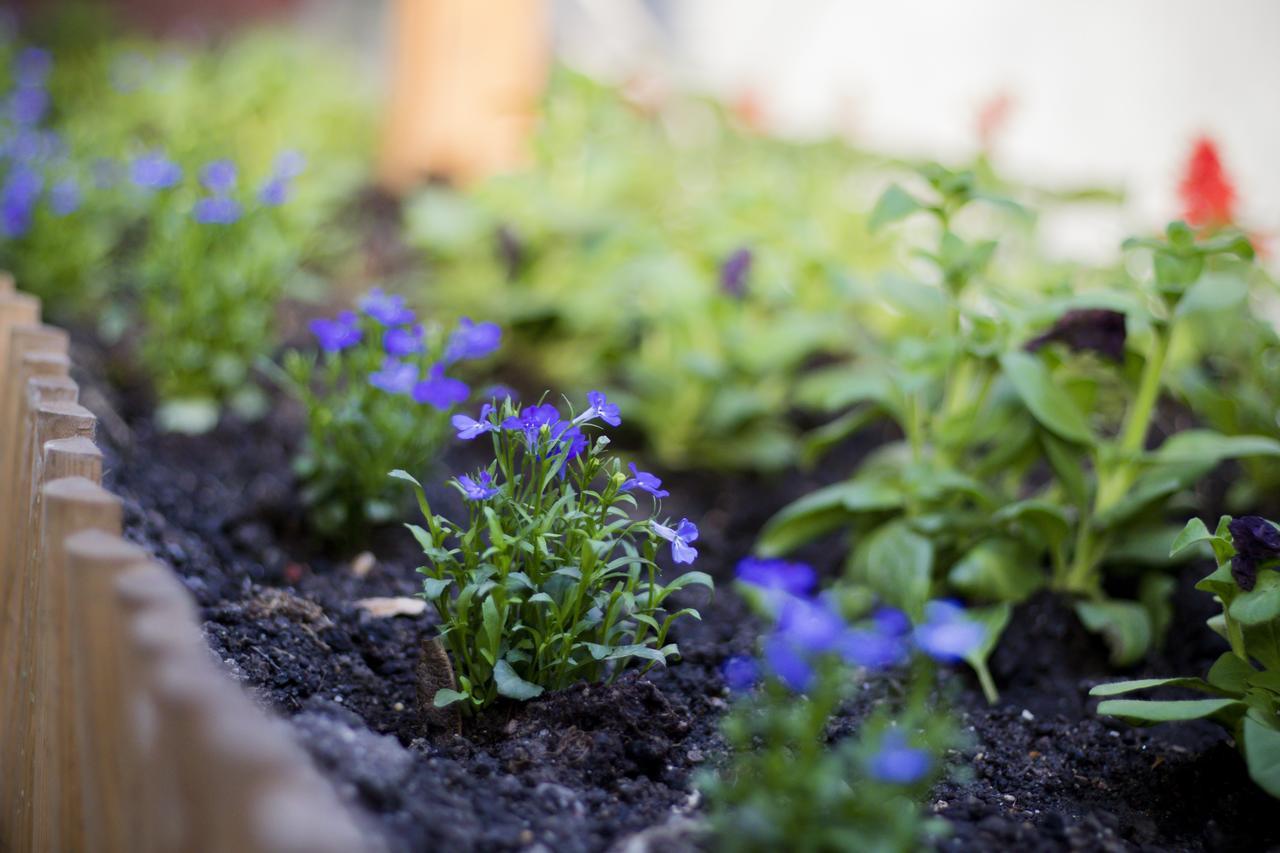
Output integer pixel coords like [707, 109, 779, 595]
[71, 333, 1280, 853]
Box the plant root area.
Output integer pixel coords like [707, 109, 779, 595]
[75, 344, 1277, 853]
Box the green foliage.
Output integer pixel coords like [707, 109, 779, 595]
[1092, 515, 1280, 798]
[397, 397, 711, 711]
[760, 163, 1275, 683]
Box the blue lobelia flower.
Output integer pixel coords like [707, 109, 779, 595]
[309, 311, 361, 352]
[0, 166, 42, 238]
[412, 363, 469, 410]
[763, 634, 815, 693]
[360, 288, 415, 326]
[721, 655, 760, 693]
[620, 462, 669, 498]
[443, 317, 501, 363]
[574, 390, 621, 427]
[653, 518, 699, 564]
[452, 403, 495, 440]
[482, 383, 519, 404]
[383, 324, 424, 357]
[9, 86, 48, 126]
[502, 403, 561, 445]
[14, 47, 52, 88]
[192, 196, 242, 225]
[368, 358, 418, 395]
[131, 152, 182, 190]
[868, 731, 932, 785]
[719, 247, 753, 298]
[775, 595, 845, 655]
[838, 628, 907, 670]
[49, 178, 80, 216]
[872, 606, 912, 638]
[199, 160, 237, 195]
[455, 470, 499, 501]
[736, 557, 817, 598]
[913, 600, 984, 663]
[258, 176, 289, 206]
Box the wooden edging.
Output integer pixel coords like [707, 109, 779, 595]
[0, 280, 375, 852]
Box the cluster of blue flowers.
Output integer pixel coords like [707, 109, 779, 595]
[133, 148, 303, 225]
[309, 288, 502, 412]
[448, 391, 699, 566]
[0, 48, 79, 238]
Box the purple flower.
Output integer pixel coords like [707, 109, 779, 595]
[199, 160, 237, 194]
[192, 196, 242, 225]
[258, 176, 289, 206]
[574, 390, 621, 427]
[309, 311, 361, 352]
[360, 288, 415, 326]
[1228, 516, 1280, 592]
[763, 634, 814, 693]
[15, 48, 51, 88]
[620, 462, 669, 498]
[838, 628, 907, 670]
[872, 607, 912, 638]
[368, 359, 418, 395]
[775, 595, 845, 654]
[131, 152, 182, 190]
[735, 557, 817, 598]
[383, 324, 424, 356]
[913, 600, 984, 663]
[49, 178, 80, 216]
[455, 470, 499, 501]
[444, 317, 501, 363]
[503, 403, 562, 444]
[452, 403, 495, 440]
[721, 656, 760, 692]
[412, 364, 469, 410]
[720, 247, 753, 298]
[868, 731, 932, 785]
[653, 518, 699, 564]
[9, 87, 48, 126]
[0, 167, 42, 238]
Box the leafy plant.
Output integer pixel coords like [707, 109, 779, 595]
[701, 558, 978, 851]
[1091, 514, 1280, 798]
[280, 289, 501, 537]
[396, 394, 712, 712]
[759, 164, 1280, 685]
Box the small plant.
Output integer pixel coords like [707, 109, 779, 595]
[700, 557, 980, 851]
[1091, 514, 1280, 798]
[281, 289, 500, 536]
[395, 394, 712, 712]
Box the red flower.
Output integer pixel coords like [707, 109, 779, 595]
[1179, 137, 1237, 228]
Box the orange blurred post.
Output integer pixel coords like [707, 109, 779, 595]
[378, 0, 549, 192]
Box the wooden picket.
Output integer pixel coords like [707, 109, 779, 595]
[0, 281, 374, 852]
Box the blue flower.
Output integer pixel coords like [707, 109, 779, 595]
[574, 390, 622, 427]
[483, 383, 519, 403]
[368, 358, 418, 395]
[652, 518, 698, 564]
[383, 324, 424, 356]
[359, 288, 415, 326]
[837, 628, 907, 670]
[455, 470, 499, 501]
[721, 656, 760, 692]
[9, 87, 48, 126]
[131, 152, 182, 190]
[868, 731, 932, 785]
[258, 176, 289, 206]
[775, 595, 844, 654]
[412, 363, 469, 410]
[620, 462, 669, 498]
[913, 600, 984, 663]
[49, 178, 80, 216]
[199, 160, 237, 194]
[502, 403, 562, 444]
[192, 196, 242, 225]
[735, 557, 816, 598]
[14, 48, 51, 88]
[0, 166, 42, 238]
[309, 311, 361, 352]
[257, 151, 305, 206]
[762, 634, 814, 693]
[872, 606, 912, 638]
[452, 403, 495, 440]
[443, 317, 501, 363]
[720, 247, 753, 298]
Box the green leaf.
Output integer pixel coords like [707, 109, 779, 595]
[1243, 717, 1280, 798]
[1175, 271, 1249, 318]
[757, 477, 902, 556]
[947, 539, 1044, 603]
[1040, 432, 1089, 507]
[1075, 599, 1152, 666]
[1089, 677, 1215, 697]
[433, 688, 470, 708]
[663, 571, 714, 593]
[389, 469, 423, 488]
[421, 577, 452, 600]
[583, 643, 667, 664]
[1228, 570, 1280, 626]
[1207, 652, 1255, 693]
[493, 660, 544, 700]
[1000, 351, 1094, 445]
[963, 603, 1011, 704]
[993, 500, 1071, 550]
[869, 184, 924, 232]
[1096, 697, 1245, 724]
[1170, 518, 1213, 557]
[862, 521, 933, 614]
[1151, 431, 1280, 466]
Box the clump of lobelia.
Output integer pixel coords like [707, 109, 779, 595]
[395, 392, 712, 713]
[1092, 514, 1280, 798]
